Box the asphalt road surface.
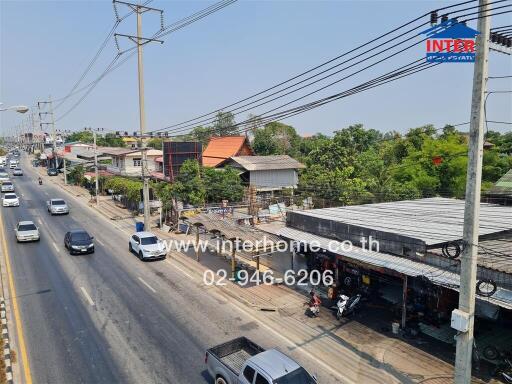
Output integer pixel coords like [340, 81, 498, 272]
[0, 155, 341, 384]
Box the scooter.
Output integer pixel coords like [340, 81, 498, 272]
[333, 293, 361, 320]
[306, 303, 320, 318]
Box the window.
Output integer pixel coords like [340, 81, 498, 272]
[133, 158, 142, 167]
[255, 373, 270, 384]
[140, 236, 158, 245]
[243, 366, 255, 382]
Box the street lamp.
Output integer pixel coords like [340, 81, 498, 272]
[0, 103, 29, 113]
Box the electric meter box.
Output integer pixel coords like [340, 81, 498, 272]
[451, 309, 470, 332]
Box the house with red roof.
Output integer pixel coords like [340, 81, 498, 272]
[202, 136, 254, 168]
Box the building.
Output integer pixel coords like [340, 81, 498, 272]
[102, 147, 162, 177]
[162, 141, 202, 181]
[485, 169, 512, 205]
[225, 155, 305, 191]
[280, 197, 512, 335]
[202, 136, 253, 168]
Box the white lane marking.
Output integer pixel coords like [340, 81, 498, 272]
[80, 287, 95, 306]
[96, 238, 105, 246]
[36, 218, 42, 225]
[166, 260, 193, 279]
[137, 277, 156, 293]
[52, 241, 60, 253]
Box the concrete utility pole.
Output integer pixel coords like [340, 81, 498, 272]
[114, 0, 163, 231]
[454, 1, 490, 382]
[94, 130, 99, 206]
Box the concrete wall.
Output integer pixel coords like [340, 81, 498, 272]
[250, 169, 298, 190]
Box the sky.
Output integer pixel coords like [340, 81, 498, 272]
[1, 0, 511, 138]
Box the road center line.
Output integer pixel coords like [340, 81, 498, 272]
[80, 287, 95, 306]
[166, 261, 194, 279]
[52, 241, 60, 253]
[137, 277, 157, 293]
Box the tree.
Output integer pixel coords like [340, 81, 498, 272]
[212, 111, 237, 136]
[203, 166, 244, 203]
[190, 126, 212, 145]
[252, 122, 302, 157]
[68, 165, 86, 185]
[147, 138, 163, 150]
[171, 160, 205, 206]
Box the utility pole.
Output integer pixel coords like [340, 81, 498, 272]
[94, 130, 99, 206]
[454, 1, 490, 383]
[38, 98, 56, 167]
[114, 0, 163, 231]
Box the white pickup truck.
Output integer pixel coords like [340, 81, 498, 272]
[206, 337, 317, 384]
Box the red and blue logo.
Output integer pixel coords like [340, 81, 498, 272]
[421, 19, 480, 63]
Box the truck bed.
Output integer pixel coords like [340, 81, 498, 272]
[220, 349, 253, 374]
[208, 337, 265, 375]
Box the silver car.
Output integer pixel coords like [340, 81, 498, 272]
[12, 168, 23, 176]
[47, 198, 69, 215]
[15, 221, 40, 242]
[1, 181, 14, 193]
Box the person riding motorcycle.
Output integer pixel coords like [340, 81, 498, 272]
[305, 290, 322, 317]
[38, 177, 42, 185]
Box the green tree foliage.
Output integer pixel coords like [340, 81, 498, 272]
[104, 177, 143, 204]
[171, 160, 205, 206]
[170, 160, 245, 206]
[65, 130, 125, 147]
[147, 138, 163, 150]
[68, 165, 86, 185]
[212, 111, 237, 136]
[203, 166, 244, 202]
[252, 122, 301, 157]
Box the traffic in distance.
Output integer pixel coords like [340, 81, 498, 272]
[0, 145, 319, 384]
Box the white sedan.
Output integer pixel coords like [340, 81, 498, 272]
[15, 221, 40, 242]
[129, 232, 167, 260]
[2, 193, 19, 207]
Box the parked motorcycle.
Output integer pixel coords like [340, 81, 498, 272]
[486, 348, 512, 384]
[333, 293, 361, 320]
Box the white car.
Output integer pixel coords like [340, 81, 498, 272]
[0, 171, 8, 182]
[9, 161, 17, 169]
[1, 181, 14, 193]
[15, 221, 40, 242]
[2, 193, 19, 207]
[129, 232, 167, 260]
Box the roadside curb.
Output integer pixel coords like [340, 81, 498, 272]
[0, 298, 13, 384]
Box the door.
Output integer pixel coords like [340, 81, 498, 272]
[240, 365, 255, 384]
[131, 235, 140, 252]
[254, 373, 270, 384]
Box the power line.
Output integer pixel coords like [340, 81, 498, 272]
[53, 0, 154, 109]
[53, 0, 237, 122]
[153, 1, 511, 133]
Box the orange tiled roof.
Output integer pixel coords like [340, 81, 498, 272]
[202, 136, 253, 167]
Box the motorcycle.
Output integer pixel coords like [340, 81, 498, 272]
[333, 293, 361, 320]
[38, 178, 43, 185]
[306, 303, 320, 318]
[486, 348, 512, 384]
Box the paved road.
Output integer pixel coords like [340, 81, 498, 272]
[0, 156, 339, 384]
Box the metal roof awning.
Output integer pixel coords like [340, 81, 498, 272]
[279, 227, 512, 310]
[183, 213, 281, 253]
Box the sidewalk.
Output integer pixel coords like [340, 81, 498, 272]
[42, 169, 490, 384]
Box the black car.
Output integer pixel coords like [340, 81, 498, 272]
[47, 168, 58, 176]
[64, 230, 95, 255]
